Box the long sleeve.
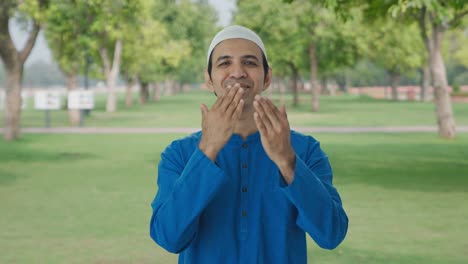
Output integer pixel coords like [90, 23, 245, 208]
[280, 137, 348, 249]
[149, 141, 229, 253]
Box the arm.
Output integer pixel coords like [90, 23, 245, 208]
[253, 95, 348, 249]
[280, 140, 348, 249]
[150, 85, 245, 253]
[149, 142, 228, 253]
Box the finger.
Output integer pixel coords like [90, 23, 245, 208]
[254, 111, 267, 136]
[265, 98, 283, 120]
[234, 99, 244, 120]
[200, 103, 208, 118]
[255, 97, 276, 130]
[281, 104, 289, 120]
[220, 84, 240, 112]
[280, 104, 291, 128]
[253, 99, 273, 132]
[226, 87, 244, 118]
[261, 98, 283, 129]
[212, 84, 231, 110]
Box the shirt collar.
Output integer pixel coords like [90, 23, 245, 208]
[228, 130, 260, 145]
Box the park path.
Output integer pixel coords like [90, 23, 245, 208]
[2, 126, 468, 134]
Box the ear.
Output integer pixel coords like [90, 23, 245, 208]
[262, 67, 273, 92]
[204, 70, 215, 92]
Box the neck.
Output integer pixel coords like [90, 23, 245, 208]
[233, 105, 258, 140]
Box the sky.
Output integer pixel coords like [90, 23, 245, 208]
[9, 0, 236, 66]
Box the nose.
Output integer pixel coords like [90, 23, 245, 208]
[230, 62, 247, 79]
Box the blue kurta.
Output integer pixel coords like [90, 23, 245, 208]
[150, 130, 348, 263]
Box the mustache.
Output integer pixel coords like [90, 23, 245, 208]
[222, 79, 253, 89]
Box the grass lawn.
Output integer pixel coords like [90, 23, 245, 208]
[1, 133, 467, 263]
[4, 90, 468, 128]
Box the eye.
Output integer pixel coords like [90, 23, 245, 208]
[218, 61, 230, 67]
[244, 60, 258, 66]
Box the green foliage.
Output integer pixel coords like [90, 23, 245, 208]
[388, 0, 467, 25]
[236, 0, 364, 81]
[236, 0, 308, 77]
[365, 19, 423, 76]
[45, 0, 89, 75]
[152, 0, 219, 83]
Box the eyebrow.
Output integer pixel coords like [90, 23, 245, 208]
[215, 54, 261, 64]
[215, 55, 232, 63]
[242, 55, 260, 62]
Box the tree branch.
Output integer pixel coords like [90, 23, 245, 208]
[111, 39, 122, 78]
[0, 1, 18, 68]
[18, 21, 40, 64]
[449, 9, 468, 27]
[99, 47, 111, 79]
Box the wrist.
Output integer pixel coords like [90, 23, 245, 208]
[277, 152, 296, 185]
[198, 140, 219, 162]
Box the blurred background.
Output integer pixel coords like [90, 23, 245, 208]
[1, 0, 467, 263]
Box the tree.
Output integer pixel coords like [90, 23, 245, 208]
[121, 16, 190, 104]
[238, 0, 363, 111]
[45, 0, 90, 126]
[389, 1, 467, 138]
[328, 0, 467, 138]
[0, 0, 48, 140]
[236, 0, 309, 107]
[365, 19, 423, 100]
[83, 0, 143, 113]
[150, 0, 218, 93]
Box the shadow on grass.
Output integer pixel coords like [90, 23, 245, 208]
[0, 140, 98, 163]
[329, 142, 468, 193]
[309, 245, 462, 264]
[0, 170, 21, 186]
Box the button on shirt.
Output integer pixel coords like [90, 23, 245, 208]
[150, 131, 348, 264]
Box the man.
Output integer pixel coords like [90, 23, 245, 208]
[150, 25, 348, 263]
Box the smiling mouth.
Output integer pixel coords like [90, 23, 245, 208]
[225, 82, 251, 89]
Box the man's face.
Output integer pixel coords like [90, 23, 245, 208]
[205, 38, 271, 108]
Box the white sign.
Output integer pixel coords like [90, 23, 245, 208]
[68, 90, 94, 110]
[0, 90, 28, 110]
[34, 91, 62, 110]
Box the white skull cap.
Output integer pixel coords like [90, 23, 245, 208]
[207, 25, 267, 65]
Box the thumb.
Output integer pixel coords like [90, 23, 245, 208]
[200, 103, 208, 117]
[281, 104, 288, 118]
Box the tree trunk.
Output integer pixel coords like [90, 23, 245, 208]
[279, 78, 286, 105]
[0, 8, 40, 140]
[290, 64, 299, 107]
[65, 73, 80, 126]
[125, 80, 133, 108]
[417, 8, 432, 103]
[309, 43, 320, 112]
[389, 71, 400, 101]
[139, 81, 149, 104]
[336, 71, 350, 94]
[420, 64, 431, 101]
[152, 83, 161, 102]
[267, 78, 273, 100]
[125, 75, 136, 108]
[3, 66, 23, 140]
[321, 76, 328, 95]
[99, 39, 122, 113]
[164, 79, 173, 96]
[430, 25, 456, 139]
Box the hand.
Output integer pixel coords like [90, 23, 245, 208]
[199, 84, 244, 161]
[253, 95, 296, 184]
